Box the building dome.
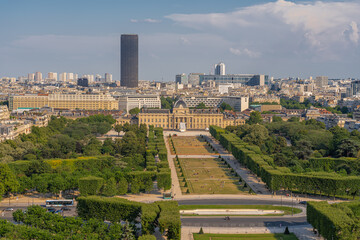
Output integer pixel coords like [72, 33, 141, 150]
[174, 99, 187, 108]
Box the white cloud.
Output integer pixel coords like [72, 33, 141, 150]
[130, 18, 161, 23]
[346, 21, 359, 45]
[166, 0, 360, 54]
[144, 18, 161, 23]
[229, 47, 260, 58]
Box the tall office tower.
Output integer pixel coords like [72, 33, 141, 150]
[105, 73, 112, 83]
[83, 74, 94, 83]
[59, 72, 67, 81]
[188, 73, 204, 86]
[47, 72, 58, 81]
[28, 73, 35, 81]
[350, 80, 360, 96]
[315, 76, 328, 88]
[175, 73, 188, 84]
[35, 72, 42, 81]
[214, 62, 226, 75]
[67, 73, 74, 81]
[95, 74, 102, 82]
[121, 34, 138, 88]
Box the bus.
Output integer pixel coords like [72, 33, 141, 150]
[46, 199, 74, 207]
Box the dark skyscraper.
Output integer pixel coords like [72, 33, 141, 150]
[121, 34, 138, 88]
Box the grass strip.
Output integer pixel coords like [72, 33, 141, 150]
[179, 205, 302, 215]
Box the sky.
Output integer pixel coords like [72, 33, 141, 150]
[1, 0, 360, 81]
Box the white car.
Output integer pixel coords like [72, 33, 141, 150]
[5, 208, 14, 211]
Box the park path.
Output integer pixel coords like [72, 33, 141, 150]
[163, 133, 183, 198]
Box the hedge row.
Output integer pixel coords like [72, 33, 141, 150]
[153, 127, 171, 190]
[307, 201, 360, 240]
[209, 125, 225, 140]
[78, 176, 104, 196]
[308, 157, 360, 173]
[8, 156, 110, 175]
[77, 196, 180, 239]
[156, 201, 181, 240]
[209, 125, 360, 197]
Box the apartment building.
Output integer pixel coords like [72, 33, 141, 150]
[118, 95, 161, 113]
[9, 93, 118, 110]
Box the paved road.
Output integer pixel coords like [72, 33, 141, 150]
[178, 198, 301, 206]
[181, 216, 307, 227]
[0, 205, 77, 221]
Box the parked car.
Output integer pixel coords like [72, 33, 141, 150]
[47, 207, 56, 213]
[299, 201, 307, 205]
[4, 208, 14, 211]
[61, 207, 71, 211]
[54, 210, 63, 214]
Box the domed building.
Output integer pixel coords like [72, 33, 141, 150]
[137, 98, 245, 131]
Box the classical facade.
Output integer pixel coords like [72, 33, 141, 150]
[137, 100, 245, 130]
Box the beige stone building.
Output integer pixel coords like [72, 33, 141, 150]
[9, 93, 118, 111]
[137, 100, 245, 130]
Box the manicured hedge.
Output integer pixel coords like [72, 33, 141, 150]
[77, 196, 160, 234]
[77, 196, 179, 237]
[157, 172, 171, 190]
[126, 171, 155, 193]
[307, 201, 360, 240]
[308, 157, 360, 173]
[209, 125, 225, 140]
[77, 196, 142, 222]
[138, 235, 156, 240]
[151, 127, 171, 190]
[156, 201, 181, 240]
[78, 176, 104, 196]
[210, 126, 360, 197]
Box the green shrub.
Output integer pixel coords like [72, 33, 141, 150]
[78, 176, 104, 196]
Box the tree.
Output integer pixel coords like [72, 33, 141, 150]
[13, 209, 24, 223]
[129, 107, 140, 115]
[102, 177, 117, 197]
[161, 96, 174, 109]
[294, 139, 313, 160]
[288, 116, 300, 122]
[48, 175, 66, 196]
[195, 102, 207, 109]
[101, 138, 115, 155]
[0, 163, 19, 194]
[219, 102, 233, 112]
[272, 115, 283, 122]
[117, 177, 128, 195]
[336, 139, 360, 157]
[242, 125, 269, 147]
[121, 222, 135, 240]
[246, 111, 263, 125]
[114, 124, 123, 136]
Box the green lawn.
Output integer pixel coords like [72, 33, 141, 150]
[175, 158, 250, 194]
[179, 205, 302, 216]
[193, 233, 299, 240]
[169, 136, 217, 155]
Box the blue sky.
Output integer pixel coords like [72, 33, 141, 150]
[1, 0, 360, 81]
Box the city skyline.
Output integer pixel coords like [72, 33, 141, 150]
[1, 0, 360, 81]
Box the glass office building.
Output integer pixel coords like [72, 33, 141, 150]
[199, 74, 268, 86]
